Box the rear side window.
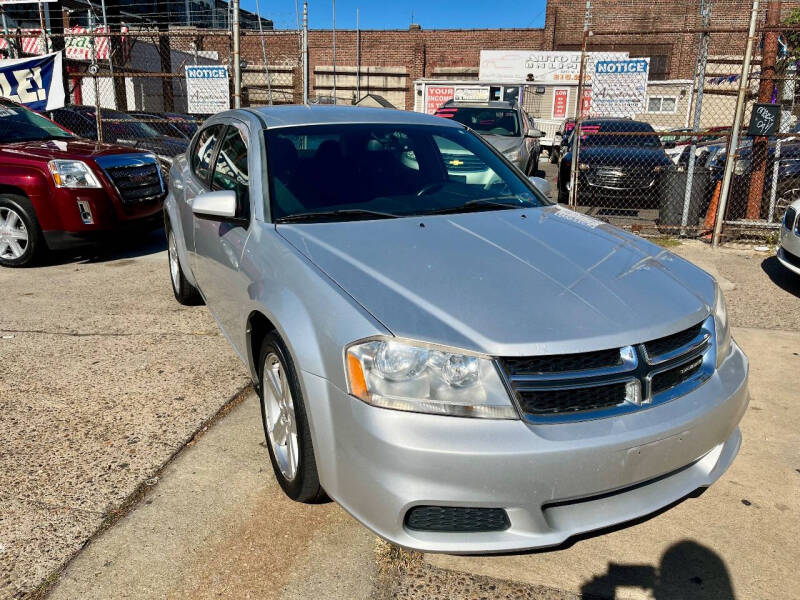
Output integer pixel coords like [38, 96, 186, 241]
[211, 127, 249, 217]
[191, 125, 223, 183]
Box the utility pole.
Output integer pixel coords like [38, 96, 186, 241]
[232, 0, 241, 108]
[746, 0, 781, 220]
[38, 2, 47, 54]
[302, 1, 309, 104]
[332, 0, 336, 104]
[681, 0, 712, 231]
[156, 0, 173, 112]
[356, 8, 360, 101]
[255, 0, 273, 104]
[713, 0, 761, 247]
[569, 1, 591, 208]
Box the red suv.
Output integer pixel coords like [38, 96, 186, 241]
[0, 99, 166, 267]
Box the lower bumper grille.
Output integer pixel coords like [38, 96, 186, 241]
[405, 506, 510, 533]
[781, 246, 800, 269]
[499, 318, 714, 423]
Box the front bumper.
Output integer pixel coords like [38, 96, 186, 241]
[302, 341, 748, 553]
[777, 246, 800, 276]
[43, 211, 163, 250]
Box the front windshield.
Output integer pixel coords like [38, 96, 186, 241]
[267, 123, 547, 222]
[578, 121, 661, 148]
[0, 102, 74, 143]
[437, 107, 520, 137]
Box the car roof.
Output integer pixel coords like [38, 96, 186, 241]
[240, 105, 464, 129]
[443, 100, 516, 109]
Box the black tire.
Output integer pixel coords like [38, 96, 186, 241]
[167, 227, 203, 305]
[558, 188, 569, 205]
[0, 194, 44, 268]
[258, 332, 324, 503]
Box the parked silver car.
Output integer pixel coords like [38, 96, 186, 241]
[164, 106, 748, 553]
[778, 199, 800, 275]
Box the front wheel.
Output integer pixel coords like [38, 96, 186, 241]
[0, 194, 44, 268]
[258, 332, 324, 503]
[167, 228, 203, 305]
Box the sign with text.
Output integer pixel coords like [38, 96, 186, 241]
[185, 65, 229, 114]
[425, 85, 454, 114]
[552, 88, 569, 119]
[480, 50, 628, 83]
[453, 86, 490, 103]
[747, 103, 780, 137]
[591, 58, 649, 117]
[0, 51, 64, 111]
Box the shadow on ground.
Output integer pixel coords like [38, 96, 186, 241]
[761, 256, 800, 298]
[581, 540, 735, 599]
[36, 227, 167, 268]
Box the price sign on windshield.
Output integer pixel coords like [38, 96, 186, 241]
[747, 103, 780, 137]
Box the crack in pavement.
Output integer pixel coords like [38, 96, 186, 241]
[0, 329, 220, 338]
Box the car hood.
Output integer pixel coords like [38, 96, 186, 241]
[572, 146, 671, 167]
[277, 206, 715, 356]
[481, 134, 523, 154]
[114, 136, 188, 157]
[0, 138, 145, 161]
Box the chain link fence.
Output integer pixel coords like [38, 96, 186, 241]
[555, 2, 800, 243]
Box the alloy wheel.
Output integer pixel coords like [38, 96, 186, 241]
[262, 352, 299, 481]
[0, 207, 29, 260]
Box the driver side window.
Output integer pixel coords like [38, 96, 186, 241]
[211, 126, 250, 220]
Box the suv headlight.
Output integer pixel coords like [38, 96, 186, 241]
[713, 284, 731, 367]
[48, 160, 102, 188]
[504, 148, 521, 162]
[345, 338, 517, 419]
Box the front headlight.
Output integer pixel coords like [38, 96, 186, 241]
[713, 285, 731, 368]
[345, 338, 517, 419]
[733, 158, 750, 176]
[504, 148, 521, 162]
[48, 160, 102, 189]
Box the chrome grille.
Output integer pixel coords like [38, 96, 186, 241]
[588, 167, 655, 190]
[499, 318, 714, 423]
[95, 153, 165, 206]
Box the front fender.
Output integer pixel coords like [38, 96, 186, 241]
[0, 164, 55, 227]
[163, 192, 198, 288]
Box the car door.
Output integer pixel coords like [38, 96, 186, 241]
[182, 124, 224, 270]
[192, 120, 252, 355]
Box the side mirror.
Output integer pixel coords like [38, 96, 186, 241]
[528, 176, 552, 198]
[526, 129, 544, 139]
[192, 189, 238, 219]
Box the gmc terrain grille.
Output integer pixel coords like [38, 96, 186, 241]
[500, 319, 713, 423]
[405, 506, 510, 533]
[518, 382, 628, 415]
[105, 163, 164, 204]
[503, 348, 621, 375]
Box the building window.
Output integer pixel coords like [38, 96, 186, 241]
[647, 96, 677, 113]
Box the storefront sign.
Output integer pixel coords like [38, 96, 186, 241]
[479, 50, 628, 83]
[453, 86, 490, 102]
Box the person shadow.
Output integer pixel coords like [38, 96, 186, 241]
[580, 540, 735, 599]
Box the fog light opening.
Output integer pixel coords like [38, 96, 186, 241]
[77, 200, 94, 225]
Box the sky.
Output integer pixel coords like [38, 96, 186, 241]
[238, 0, 549, 30]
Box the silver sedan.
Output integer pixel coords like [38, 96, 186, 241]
[164, 106, 748, 553]
[778, 198, 800, 276]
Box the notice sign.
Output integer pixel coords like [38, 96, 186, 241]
[185, 65, 229, 114]
[591, 58, 649, 117]
[552, 88, 569, 119]
[425, 86, 454, 114]
[747, 103, 780, 136]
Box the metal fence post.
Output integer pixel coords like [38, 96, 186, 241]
[569, 1, 591, 208]
[232, 0, 241, 109]
[681, 0, 711, 232]
[712, 0, 760, 248]
[302, 1, 309, 104]
[255, 0, 273, 105]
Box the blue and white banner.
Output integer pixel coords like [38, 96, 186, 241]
[0, 51, 65, 111]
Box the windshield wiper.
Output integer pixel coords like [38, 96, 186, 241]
[419, 197, 526, 216]
[275, 208, 400, 223]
